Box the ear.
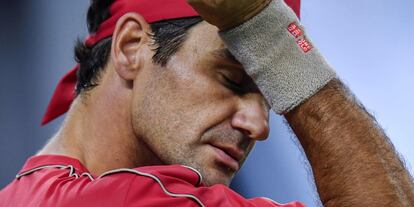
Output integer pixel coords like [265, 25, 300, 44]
[111, 13, 152, 81]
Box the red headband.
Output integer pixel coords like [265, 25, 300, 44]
[42, 0, 301, 125]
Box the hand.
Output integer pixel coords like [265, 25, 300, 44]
[187, 0, 271, 31]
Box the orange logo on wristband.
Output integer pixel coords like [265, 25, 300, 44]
[287, 22, 303, 38]
[296, 38, 313, 53]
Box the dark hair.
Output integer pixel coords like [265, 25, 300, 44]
[74, 0, 202, 95]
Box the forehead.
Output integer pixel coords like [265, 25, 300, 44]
[184, 21, 227, 54]
[179, 21, 240, 66]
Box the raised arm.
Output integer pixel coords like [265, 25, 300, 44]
[285, 78, 414, 206]
[188, 0, 414, 206]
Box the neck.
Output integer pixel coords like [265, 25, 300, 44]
[38, 71, 162, 175]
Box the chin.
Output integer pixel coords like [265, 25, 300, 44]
[201, 167, 235, 187]
[203, 178, 231, 187]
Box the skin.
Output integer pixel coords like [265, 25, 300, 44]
[39, 4, 414, 206]
[188, 0, 414, 205]
[286, 80, 414, 206]
[39, 13, 269, 187]
[187, 0, 271, 30]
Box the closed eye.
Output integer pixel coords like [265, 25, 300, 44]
[221, 74, 244, 94]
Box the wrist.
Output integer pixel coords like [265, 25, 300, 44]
[218, 0, 272, 31]
[220, 0, 336, 114]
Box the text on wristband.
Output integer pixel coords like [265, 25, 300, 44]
[287, 22, 313, 53]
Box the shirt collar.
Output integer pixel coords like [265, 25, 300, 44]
[17, 155, 203, 187]
[18, 154, 91, 175]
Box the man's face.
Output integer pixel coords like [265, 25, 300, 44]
[131, 22, 270, 186]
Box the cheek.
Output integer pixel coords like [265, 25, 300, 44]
[128, 73, 203, 163]
[130, 65, 238, 166]
[152, 66, 236, 132]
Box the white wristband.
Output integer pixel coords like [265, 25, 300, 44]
[219, 0, 336, 114]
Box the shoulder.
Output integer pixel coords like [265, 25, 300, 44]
[103, 165, 205, 207]
[4, 162, 304, 207]
[52, 165, 197, 207]
[110, 166, 305, 207]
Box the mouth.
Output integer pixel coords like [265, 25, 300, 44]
[208, 143, 243, 172]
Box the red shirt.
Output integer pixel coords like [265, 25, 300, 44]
[0, 155, 305, 207]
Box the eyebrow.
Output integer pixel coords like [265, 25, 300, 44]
[212, 48, 241, 66]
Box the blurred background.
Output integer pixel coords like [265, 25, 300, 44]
[0, 1, 413, 206]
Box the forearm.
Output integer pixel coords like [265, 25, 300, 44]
[285, 79, 414, 206]
[218, 0, 414, 205]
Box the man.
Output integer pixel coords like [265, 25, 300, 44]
[1, 0, 413, 206]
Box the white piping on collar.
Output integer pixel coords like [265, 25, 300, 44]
[99, 168, 205, 207]
[181, 165, 203, 187]
[16, 164, 94, 181]
[80, 172, 95, 181]
[261, 197, 287, 205]
[16, 164, 205, 207]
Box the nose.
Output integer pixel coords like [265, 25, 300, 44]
[231, 94, 270, 141]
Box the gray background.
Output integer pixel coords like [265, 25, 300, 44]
[1, 1, 413, 207]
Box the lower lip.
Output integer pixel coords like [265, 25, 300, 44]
[209, 145, 239, 171]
